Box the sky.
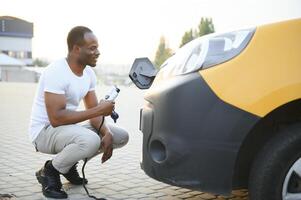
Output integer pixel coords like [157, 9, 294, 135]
[1, 0, 301, 65]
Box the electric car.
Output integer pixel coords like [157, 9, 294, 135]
[129, 18, 301, 199]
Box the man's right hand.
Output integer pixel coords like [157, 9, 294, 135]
[98, 100, 115, 116]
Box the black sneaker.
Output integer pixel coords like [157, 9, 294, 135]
[36, 160, 68, 199]
[62, 162, 88, 185]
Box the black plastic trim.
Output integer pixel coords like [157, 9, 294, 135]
[140, 72, 260, 195]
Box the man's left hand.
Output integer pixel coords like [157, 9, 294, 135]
[101, 132, 113, 163]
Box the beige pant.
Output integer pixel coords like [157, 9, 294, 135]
[34, 123, 129, 173]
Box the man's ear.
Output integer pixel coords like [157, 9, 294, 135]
[73, 45, 81, 53]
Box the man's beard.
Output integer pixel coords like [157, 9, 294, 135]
[79, 57, 97, 67]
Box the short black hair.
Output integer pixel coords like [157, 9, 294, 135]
[67, 26, 92, 52]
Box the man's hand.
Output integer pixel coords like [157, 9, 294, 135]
[101, 132, 113, 163]
[98, 100, 115, 116]
[83, 91, 114, 163]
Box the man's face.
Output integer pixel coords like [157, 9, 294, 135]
[78, 32, 100, 67]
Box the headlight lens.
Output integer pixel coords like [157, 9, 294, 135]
[159, 28, 255, 77]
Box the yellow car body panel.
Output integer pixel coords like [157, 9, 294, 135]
[200, 18, 301, 117]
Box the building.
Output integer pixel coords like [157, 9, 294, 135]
[0, 53, 39, 82]
[0, 16, 33, 66]
[0, 16, 38, 82]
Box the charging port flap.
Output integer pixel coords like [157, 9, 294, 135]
[129, 57, 158, 89]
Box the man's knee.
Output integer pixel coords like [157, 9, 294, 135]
[113, 128, 129, 148]
[121, 130, 129, 146]
[79, 133, 100, 158]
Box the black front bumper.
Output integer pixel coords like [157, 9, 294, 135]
[139, 73, 260, 195]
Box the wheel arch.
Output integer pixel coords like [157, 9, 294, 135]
[232, 98, 301, 189]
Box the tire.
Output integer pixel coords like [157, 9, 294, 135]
[249, 123, 301, 200]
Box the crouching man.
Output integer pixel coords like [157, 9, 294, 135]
[29, 26, 129, 199]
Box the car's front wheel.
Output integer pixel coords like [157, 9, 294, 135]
[249, 123, 301, 200]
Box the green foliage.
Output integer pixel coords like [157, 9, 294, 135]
[179, 29, 194, 48]
[153, 17, 215, 68]
[179, 17, 215, 47]
[154, 36, 173, 69]
[33, 58, 49, 67]
[198, 17, 215, 37]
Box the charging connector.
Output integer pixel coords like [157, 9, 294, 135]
[105, 86, 120, 123]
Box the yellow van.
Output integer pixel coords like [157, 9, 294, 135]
[129, 18, 301, 199]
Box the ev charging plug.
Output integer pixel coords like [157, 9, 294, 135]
[104, 86, 120, 123]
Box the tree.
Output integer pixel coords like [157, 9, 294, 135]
[198, 17, 215, 37]
[33, 58, 49, 67]
[154, 36, 173, 68]
[179, 17, 215, 48]
[179, 29, 194, 48]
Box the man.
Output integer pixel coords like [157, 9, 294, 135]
[29, 26, 129, 199]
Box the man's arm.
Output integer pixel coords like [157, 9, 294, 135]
[44, 91, 114, 127]
[83, 90, 111, 136]
[83, 90, 114, 163]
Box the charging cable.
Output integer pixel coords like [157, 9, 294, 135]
[81, 86, 120, 200]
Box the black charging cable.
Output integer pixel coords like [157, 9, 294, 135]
[81, 117, 106, 200]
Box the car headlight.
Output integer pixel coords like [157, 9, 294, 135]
[159, 28, 256, 77]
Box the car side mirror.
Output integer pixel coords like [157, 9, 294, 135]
[129, 57, 158, 89]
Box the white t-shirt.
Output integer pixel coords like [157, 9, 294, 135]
[29, 58, 97, 143]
